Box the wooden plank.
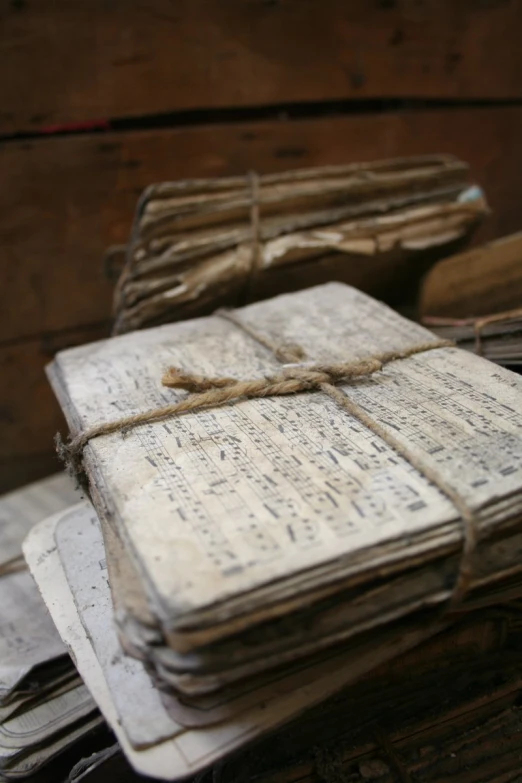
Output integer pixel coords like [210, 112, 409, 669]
[0, 453, 64, 498]
[0, 324, 109, 494]
[2, 107, 522, 344]
[2, 1, 522, 133]
[419, 232, 522, 318]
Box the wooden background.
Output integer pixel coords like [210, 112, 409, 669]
[2, 0, 522, 493]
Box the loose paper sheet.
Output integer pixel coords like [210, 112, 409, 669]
[0, 572, 67, 703]
[0, 473, 79, 569]
[0, 473, 79, 701]
[0, 684, 94, 753]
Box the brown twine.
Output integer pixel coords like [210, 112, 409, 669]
[472, 307, 522, 357]
[423, 307, 522, 357]
[241, 170, 262, 305]
[56, 312, 477, 607]
[0, 555, 27, 578]
[218, 308, 307, 363]
[212, 314, 473, 604]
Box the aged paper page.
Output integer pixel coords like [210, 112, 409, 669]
[25, 507, 443, 779]
[0, 714, 103, 779]
[48, 285, 453, 621]
[49, 284, 522, 633]
[0, 684, 94, 752]
[57, 505, 183, 750]
[0, 473, 79, 570]
[0, 474, 78, 702]
[0, 571, 66, 703]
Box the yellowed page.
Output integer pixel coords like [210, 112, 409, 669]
[48, 284, 522, 636]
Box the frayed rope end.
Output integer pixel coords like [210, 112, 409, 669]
[54, 432, 88, 491]
[162, 367, 239, 393]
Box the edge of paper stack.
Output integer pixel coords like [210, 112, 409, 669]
[24, 501, 449, 780]
[113, 155, 487, 334]
[0, 474, 106, 781]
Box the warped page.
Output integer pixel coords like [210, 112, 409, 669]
[0, 670, 83, 724]
[0, 475, 99, 781]
[423, 311, 522, 366]
[113, 155, 486, 333]
[68, 744, 127, 783]
[47, 283, 522, 671]
[0, 570, 67, 704]
[0, 684, 95, 755]
[0, 474, 79, 702]
[56, 504, 447, 733]
[0, 714, 103, 781]
[0, 669, 81, 723]
[23, 505, 444, 780]
[0, 473, 78, 573]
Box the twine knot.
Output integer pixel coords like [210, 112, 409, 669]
[58, 336, 452, 487]
[161, 357, 386, 400]
[54, 313, 475, 607]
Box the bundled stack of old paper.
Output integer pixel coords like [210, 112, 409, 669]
[420, 232, 522, 365]
[112, 155, 487, 334]
[24, 282, 522, 780]
[0, 475, 104, 780]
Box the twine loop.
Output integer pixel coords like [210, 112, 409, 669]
[423, 307, 522, 358]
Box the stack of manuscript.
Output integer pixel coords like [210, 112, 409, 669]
[420, 232, 522, 365]
[112, 155, 487, 334]
[0, 475, 104, 780]
[24, 282, 522, 780]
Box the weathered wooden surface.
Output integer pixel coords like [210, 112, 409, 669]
[2, 0, 522, 134]
[420, 231, 522, 318]
[0, 324, 109, 494]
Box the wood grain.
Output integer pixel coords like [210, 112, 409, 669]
[0, 324, 109, 494]
[2, 1, 522, 134]
[419, 232, 522, 318]
[3, 107, 522, 344]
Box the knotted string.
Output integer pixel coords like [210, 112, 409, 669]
[214, 311, 475, 606]
[56, 311, 476, 607]
[472, 307, 522, 356]
[423, 307, 522, 357]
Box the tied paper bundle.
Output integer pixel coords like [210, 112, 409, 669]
[26, 282, 522, 779]
[0, 475, 104, 780]
[420, 232, 522, 366]
[112, 155, 487, 335]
